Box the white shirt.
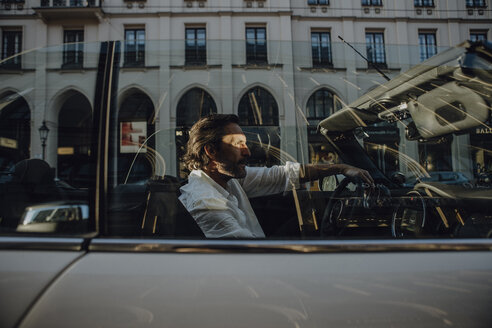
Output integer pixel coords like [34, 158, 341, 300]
[179, 162, 300, 238]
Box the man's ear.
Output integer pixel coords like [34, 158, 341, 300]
[204, 144, 217, 160]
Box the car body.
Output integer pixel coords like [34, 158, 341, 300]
[1, 37, 492, 327]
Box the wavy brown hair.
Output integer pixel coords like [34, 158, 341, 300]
[183, 114, 240, 171]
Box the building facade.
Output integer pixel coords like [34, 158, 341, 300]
[1, 0, 491, 183]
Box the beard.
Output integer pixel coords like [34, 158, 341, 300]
[216, 158, 248, 179]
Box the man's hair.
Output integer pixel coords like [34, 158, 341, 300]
[183, 114, 240, 171]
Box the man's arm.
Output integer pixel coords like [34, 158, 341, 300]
[240, 162, 300, 198]
[300, 163, 375, 186]
[190, 208, 258, 238]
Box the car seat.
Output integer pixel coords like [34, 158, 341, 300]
[0, 159, 60, 230]
[107, 175, 205, 238]
[140, 176, 205, 238]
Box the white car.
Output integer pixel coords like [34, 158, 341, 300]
[1, 39, 492, 328]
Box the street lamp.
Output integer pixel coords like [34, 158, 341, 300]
[39, 120, 50, 161]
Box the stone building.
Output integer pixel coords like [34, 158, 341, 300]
[1, 0, 491, 182]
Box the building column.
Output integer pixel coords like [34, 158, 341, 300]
[447, 21, 461, 47]
[32, 23, 52, 164]
[278, 14, 298, 163]
[395, 20, 411, 71]
[219, 13, 233, 115]
[452, 134, 474, 179]
[157, 15, 174, 176]
[341, 18, 359, 104]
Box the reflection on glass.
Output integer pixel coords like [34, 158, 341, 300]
[1, 40, 491, 240]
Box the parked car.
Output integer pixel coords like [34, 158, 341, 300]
[403, 171, 472, 187]
[1, 39, 492, 327]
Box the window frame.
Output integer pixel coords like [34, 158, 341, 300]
[365, 31, 386, 68]
[466, 0, 487, 8]
[63, 29, 84, 69]
[470, 30, 488, 42]
[245, 26, 268, 65]
[307, 0, 329, 5]
[418, 31, 437, 62]
[311, 31, 333, 68]
[185, 27, 207, 66]
[361, 0, 383, 6]
[124, 28, 146, 68]
[1, 28, 23, 69]
[414, 0, 434, 7]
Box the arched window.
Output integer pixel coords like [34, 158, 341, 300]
[0, 92, 30, 170]
[306, 88, 342, 122]
[238, 87, 278, 126]
[238, 87, 280, 166]
[176, 88, 217, 127]
[117, 91, 155, 184]
[306, 89, 343, 168]
[57, 92, 92, 188]
[176, 88, 217, 178]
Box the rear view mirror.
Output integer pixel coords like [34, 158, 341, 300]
[390, 172, 406, 185]
[354, 127, 369, 140]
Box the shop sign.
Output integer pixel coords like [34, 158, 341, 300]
[0, 137, 17, 149]
[475, 127, 492, 134]
[58, 147, 74, 155]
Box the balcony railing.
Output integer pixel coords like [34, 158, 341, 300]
[34, 0, 103, 21]
[40, 0, 97, 7]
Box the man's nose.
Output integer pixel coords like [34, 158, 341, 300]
[241, 144, 251, 157]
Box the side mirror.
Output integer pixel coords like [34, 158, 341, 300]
[17, 203, 89, 233]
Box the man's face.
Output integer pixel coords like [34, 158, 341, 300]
[214, 123, 251, 178]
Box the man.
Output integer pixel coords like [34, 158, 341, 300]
[179, 114, 374, 238]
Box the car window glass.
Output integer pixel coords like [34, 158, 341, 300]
[102, 39, 491, 240]
[0, 43, 99, 236]
[3, 39, 491, 240]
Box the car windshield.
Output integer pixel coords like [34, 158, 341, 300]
[319, 42, 492, 190]
[1, 36, 491, 239]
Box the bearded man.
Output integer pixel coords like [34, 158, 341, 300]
[179, 114, 374, 238]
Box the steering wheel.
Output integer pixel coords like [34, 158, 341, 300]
[320, 177, 366, 237]
[391, 190, 426, 238]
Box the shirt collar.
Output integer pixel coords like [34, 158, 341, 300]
[189, 169, 231, 198]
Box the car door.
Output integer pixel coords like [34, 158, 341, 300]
[3, 39, 492, 328]
[0, 41, 105, 327]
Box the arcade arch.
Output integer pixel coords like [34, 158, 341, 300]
[116, 89, 156, 184]
[237, 86, 280, 166]
[56, 91, 93, 188]
[0, 91, 30, 171]
[305, 88, 343, 166]
[175, 87, 217, 178]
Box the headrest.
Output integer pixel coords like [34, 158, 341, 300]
[13, 159, 55, 185]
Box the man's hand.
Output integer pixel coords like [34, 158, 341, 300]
[340, 164, 375, 187]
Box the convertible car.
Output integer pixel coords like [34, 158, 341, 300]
[1, 39, 491, 327]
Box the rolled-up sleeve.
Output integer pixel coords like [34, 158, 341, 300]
[190, 207, 256, 238]
[240, 161, 300, 198]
